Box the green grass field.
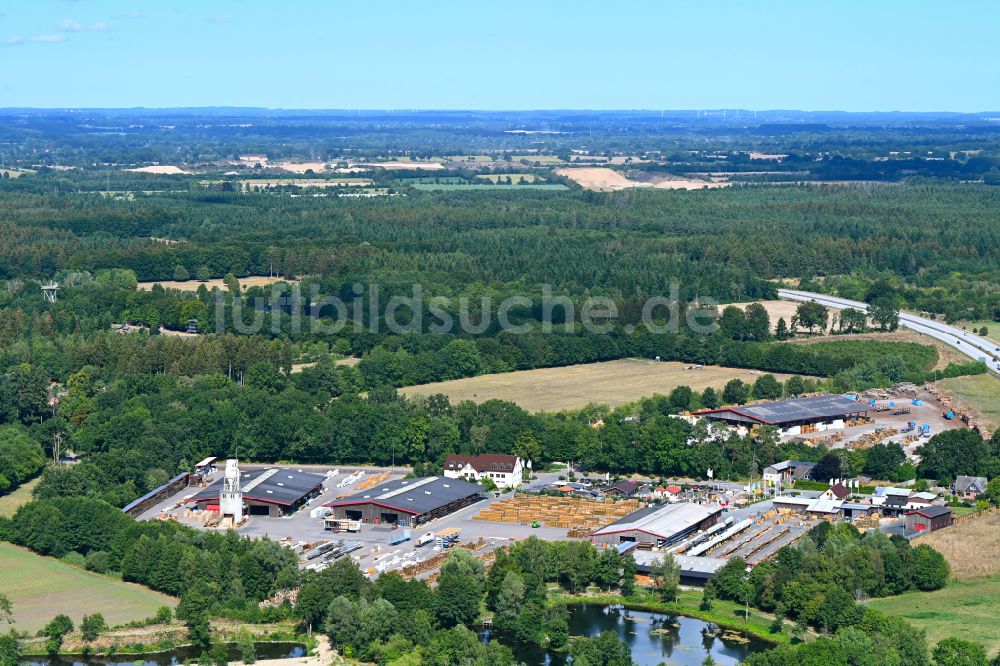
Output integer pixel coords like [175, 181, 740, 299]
[869, 577, 1000, 654]
[938, 373, 1000, 429]
[958, 320, 1000, 343]
[0, 477, 40, 518]
[0, 542, 175, 632]
[475, 173, 543, 183]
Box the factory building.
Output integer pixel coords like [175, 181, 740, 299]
[692, 394, 869, 436]
[588, 502, 724, 548]
[187, 466, 325, 517]
[324, 476, 483, 527]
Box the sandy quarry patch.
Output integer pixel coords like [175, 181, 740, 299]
[555, 167, 647, 191]
[125, 165, 189, 175]
[273, 161, 333, 174]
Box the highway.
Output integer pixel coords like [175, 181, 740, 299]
[777, 288, 1000, 375]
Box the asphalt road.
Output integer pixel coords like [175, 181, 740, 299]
[778, 288, 1000, 375]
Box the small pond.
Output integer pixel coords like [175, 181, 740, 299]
[487, 604, 771, 665]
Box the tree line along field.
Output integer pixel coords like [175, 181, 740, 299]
[400, 358, 803, 412]
[869, 512, 1000, 654]
[0, 542, 175, 633]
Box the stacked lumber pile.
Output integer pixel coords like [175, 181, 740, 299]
[354, 472, 392, 491]
[474, 494, 643, 534]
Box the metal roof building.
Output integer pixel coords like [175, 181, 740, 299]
[324, 476, 483, 527]
[187, 467, 325, 517]
[693, 395, 868, 434]
[589, 502, 724, 548]
[632, 550, 729, 586]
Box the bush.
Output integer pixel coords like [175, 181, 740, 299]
[86, 550, 112, 574]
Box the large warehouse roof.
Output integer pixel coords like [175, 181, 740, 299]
[695, 394, 866, 425]
[324, 476, 483, 516]
[590, 502, 723, 539]
[189, 467, 325, 506]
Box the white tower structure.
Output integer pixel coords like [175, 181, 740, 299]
[41, 282, 59, 303]
[220, 459, 243, 522]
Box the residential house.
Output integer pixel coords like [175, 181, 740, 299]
[443, 454, 526, 489]
[953, 475, 988, 500]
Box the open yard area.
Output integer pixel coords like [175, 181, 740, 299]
[0, 542, 175, 632]
[136, 275, 300, 292]
[937, 374, 1000, 429]
[869, 576, 1000, 654]
[400, 359, 802, 412]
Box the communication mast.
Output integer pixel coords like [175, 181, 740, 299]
[220, 459, 244, 522]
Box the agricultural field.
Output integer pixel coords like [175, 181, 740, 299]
[136, 275, 300, 292]
[869, 576, 1000, 654]
[400, 358, 801, 412]
[511, 154, 564, 164]
[937, 374, 1000, 429]
[913, 511, 1000, 580]
[475, 173, 543, 183]
[241, 178, 372, 190]
[0, 542, 175, 632]
[356, 161, 444, 170]
[0, 477, 40, 518]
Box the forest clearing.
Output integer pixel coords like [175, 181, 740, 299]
[136, 275, 301, 292]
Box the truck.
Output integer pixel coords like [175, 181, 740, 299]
[435, 527, 461, 549]
[415, 531, 435, 547]
[388, 529, 412, 546]
[324, 517, 362, 533]
[901, 421, 916, 433]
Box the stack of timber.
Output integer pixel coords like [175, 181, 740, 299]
[473, 494, 643, 535]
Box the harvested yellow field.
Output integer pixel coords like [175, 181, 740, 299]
[555, 167, 644, 191]
[400, 359, 802, 412]
[136, 275, 300, 292]
[914, 510, 1000, 580]
[727, 300, 803, 332]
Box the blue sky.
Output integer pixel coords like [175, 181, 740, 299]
[0, 0, 997, 111]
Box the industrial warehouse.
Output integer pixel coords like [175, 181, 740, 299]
[186, 466, 325, 517]
[589, 502, 724, 547]
[692, 394, 870, 435]
[324, 476, 484, 527]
